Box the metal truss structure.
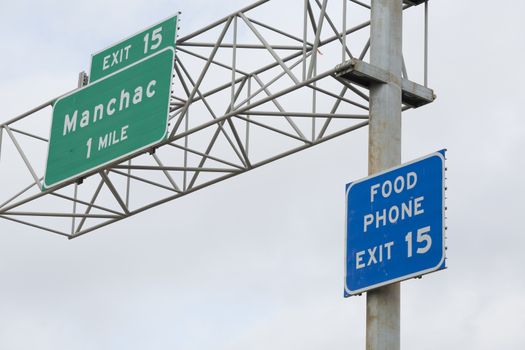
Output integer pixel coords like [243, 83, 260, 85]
[0, 0, 434, 238]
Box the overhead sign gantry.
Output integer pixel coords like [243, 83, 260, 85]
[0, 2, 441, 349]
[0, 0, 434, 242]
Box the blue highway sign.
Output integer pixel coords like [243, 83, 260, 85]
[345, 151, 446, 296]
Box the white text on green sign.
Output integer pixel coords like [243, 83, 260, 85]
[89, 14, 178, 82]
[44, 47, 174, 189]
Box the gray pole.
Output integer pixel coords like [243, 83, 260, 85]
[366, 0, 402, 350]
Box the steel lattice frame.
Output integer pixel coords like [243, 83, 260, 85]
[0, 0, 432, 238]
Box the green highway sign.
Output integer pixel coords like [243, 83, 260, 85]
[43, 47, 174, 190]
[89, 14, 178, 83]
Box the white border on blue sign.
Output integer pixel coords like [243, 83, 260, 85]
[344, 150, 446, 296]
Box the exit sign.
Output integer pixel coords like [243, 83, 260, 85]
[89, 14, 179, 83]
[344, 151, 446, 296]
[43, 47, 174, 190]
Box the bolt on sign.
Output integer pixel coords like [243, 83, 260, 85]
[89, 14, 179, 83]
[43, 47, 174, 190]
[344, 151, 447, 296]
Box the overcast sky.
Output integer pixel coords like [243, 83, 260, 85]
[1, 0, 524, 349]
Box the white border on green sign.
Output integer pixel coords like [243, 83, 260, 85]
[88, 12, 179, 83]
[43, 46, 175, 190]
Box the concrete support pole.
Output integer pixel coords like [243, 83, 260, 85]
[366, 1, 403, 350]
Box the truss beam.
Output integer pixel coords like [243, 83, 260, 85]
[0, 0, 434, 238]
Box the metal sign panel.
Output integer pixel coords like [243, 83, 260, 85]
[89, 14, 178, 83]
[344, 151, 446, 296]
[43, 47, 174, 190]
